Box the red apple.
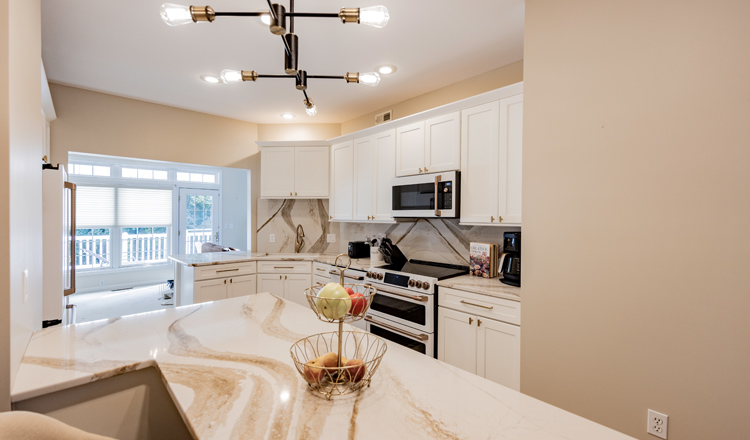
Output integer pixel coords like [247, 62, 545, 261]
[344, 287, 355, 296]
[303, 357, 326, 384]
[345, 359, 367, 382]
[348, 292, 367, 315]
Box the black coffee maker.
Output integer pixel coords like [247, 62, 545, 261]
[499, 232, 521, 287]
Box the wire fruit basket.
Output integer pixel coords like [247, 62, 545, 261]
[291, 254, 387, 399]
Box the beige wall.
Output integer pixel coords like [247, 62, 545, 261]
[522, 1, 750, 439]
[341, 60, 523, 134]
[257, 123, 340, 142]
[0, 0, 43, 410]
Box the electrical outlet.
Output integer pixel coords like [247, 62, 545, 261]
[269, 234, 275, 243]
[647, 409, 668, 439]
[99, 280, 105, 287]
[327, 234, 336, 243]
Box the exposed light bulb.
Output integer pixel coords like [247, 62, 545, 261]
[200, 74, 220, 84]
[359, 5, 389, 28]
[220, 69, 243, 84]
[160, 3, 193, 26]
[260, 13, 271, 25]
[358, 72, 381, 87]
[305, 104, 318, 116]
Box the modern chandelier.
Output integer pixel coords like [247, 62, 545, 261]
[160, 1, 390, 116]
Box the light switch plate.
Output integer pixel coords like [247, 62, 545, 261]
[269, 234, 275, 243]
[327, 234, 336, 243]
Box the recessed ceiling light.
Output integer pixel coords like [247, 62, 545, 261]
[377, 64, 397, 75]
[200, 74, 220, 84]
[281, 113, 296, 119]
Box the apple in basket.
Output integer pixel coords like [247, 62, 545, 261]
[316, 283, 351, 320]
[348, 292, 367, 315]
[303, 356, 326, 384]
[345, 359, 367, 382]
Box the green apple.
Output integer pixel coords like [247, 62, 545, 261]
[316, 283, 351, 320]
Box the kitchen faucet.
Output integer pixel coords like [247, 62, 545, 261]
[295, 224, 305, 253]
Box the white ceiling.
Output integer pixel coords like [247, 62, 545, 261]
[41, 0, 524, 124]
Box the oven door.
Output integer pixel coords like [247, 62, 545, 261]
[391, 171, 458, 218]
[367, 284, 434, 333]
[365, 315, 434, 357]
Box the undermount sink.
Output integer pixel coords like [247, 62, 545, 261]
[13, 367, 192, 440]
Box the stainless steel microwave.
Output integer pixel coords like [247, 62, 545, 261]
[391, 171, 459, 218]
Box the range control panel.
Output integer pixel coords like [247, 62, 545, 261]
[365, 269, 435, 294]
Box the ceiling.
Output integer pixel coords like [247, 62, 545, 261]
[41, 0, 525, 124]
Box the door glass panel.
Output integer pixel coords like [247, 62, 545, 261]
[370, 294, 426, 325]
[179, 189, 220, 254]
[392, 183, 435, 211]
[369, 325, 426, 354]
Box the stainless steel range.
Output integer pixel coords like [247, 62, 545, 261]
[363, 260, 469, 357]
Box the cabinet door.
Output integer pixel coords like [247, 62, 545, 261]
[257, 274, 285, 298]
[284, 274, 312, 308]
[460, 102, 500, 225]
[227, 274, 257, 298]
[330, 142, 354, 220]
[260, 147, 295, 198]
[498, 94, 523, 225]
[425, 112, 461, 173]
[395, 121, 425, 177]
[437, 307, 478, 375]
[477, 318, 520, 391]
[373, 129, 396, 221]
[194, 278, 228, 304]
[353, 136, 375, 221]
[295, 147, 329, 197]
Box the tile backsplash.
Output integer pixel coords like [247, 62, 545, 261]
[256, 199, 518, 265]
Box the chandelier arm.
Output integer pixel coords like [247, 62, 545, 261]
[256, 74, 297, 78]
[307, 75, 346, 80]
[290, 0, 294, 33]
[213, 12, 265, 17]
[286, 12, 340, 18]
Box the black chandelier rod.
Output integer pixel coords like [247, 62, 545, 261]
[212, 12, 339, 18]
[247, 74, 347, 80]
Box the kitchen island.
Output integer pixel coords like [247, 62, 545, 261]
[12, 292, 632, 439]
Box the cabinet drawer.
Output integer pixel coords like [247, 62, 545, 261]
[313, 274, 330, 287]
[194, 261, 256, 281]
[439, 287, 520, 325]
[312, 262, 332, 277]
[257, 260, 311, 274]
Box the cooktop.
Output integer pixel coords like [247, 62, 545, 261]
[378, 259, 469, 281]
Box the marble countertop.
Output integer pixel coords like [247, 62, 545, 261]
[169, 252, 380, 271]
[437, 274, 521, 302]
[13, 293, 631, 439]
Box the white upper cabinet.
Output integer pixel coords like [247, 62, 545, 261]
[396, 112, 460, 177]
[260, 147, 295, 198]
[460, 93, 523, 226]
[395, 121, 425, 176]
[294, 146, 329, 198]
[353, 136, 375, 221]
[425, 112, 461, 174]
[330, 141, 354, 221]
[372, 129, 396, 221]
[331, 130, 396, 223]
[260, 145, 329, 198]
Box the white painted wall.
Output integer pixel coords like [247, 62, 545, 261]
[220, 167, 248, 251]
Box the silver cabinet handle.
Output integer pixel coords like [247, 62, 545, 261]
[365, 316, 429, 341]
[216, 268, 240, 273]
[374, 287, 429, 302]
[460, 300, 494, 310]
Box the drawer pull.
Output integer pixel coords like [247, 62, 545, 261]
[364, 316, 429, 341]
[460, 300, 494, 310]
[274, 266, 295, 270]
[315, 268, 327, 272]
[216, 268, 240, 273]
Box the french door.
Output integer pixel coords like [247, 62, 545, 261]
[178, 188, 220, 254]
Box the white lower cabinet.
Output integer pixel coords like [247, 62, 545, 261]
[257, 261, 313, 308]
[438, 288, 520, 391]
[194, 274, 258, 304]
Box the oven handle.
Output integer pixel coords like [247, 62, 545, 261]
[329, 270, 364, 280]
[365, 316, 429, 341]
[367, 285, 429, 302]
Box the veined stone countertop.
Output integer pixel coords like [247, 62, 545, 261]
[437, 274, 521, 302]
[12, 293, 632, 440]
[169, 252, 379, 272]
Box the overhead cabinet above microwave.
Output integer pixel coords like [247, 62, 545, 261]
[396, 111, 461, 177]
[259, 143, 330, 199]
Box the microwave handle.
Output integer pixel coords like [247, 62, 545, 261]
[434, 175, 442, 217]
